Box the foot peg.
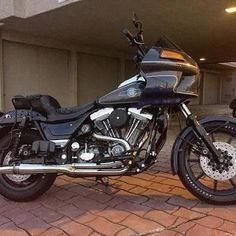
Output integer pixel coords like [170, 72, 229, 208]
[96, 176, 109, 186]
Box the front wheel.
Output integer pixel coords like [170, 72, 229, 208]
[0, 131, 57, 202]
[178, 120, 236, 205]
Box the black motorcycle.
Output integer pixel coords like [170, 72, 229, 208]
[0, 15, 235, 205]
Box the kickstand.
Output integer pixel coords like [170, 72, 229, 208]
[96, 177, 109, 186]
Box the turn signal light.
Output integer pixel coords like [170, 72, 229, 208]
[160, 49, 185, 61]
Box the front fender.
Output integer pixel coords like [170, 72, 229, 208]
[171, 115, 236, 175]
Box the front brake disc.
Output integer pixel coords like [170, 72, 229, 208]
[200, 142, 236, 181]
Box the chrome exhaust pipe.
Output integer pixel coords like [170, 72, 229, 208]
[92, 133, 131, 151]
[0, 162, 128, 177]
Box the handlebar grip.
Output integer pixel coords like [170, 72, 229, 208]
[123, 29, 133, 42]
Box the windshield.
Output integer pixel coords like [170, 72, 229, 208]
[155, 36, 183, 52]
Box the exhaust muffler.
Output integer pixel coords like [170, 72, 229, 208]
[0, 161, 129, 177]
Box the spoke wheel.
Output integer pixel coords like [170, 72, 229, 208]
[177, 120, 236, 205]
[0, 131, 57, 202]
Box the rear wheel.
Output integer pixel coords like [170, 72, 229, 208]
[178, 120, 236, 205]
[0, 131, 57, 202]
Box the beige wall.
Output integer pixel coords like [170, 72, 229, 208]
[125, 60, 137, 79]
[3, 41, 70, 110]
[77, 53, 120, 104]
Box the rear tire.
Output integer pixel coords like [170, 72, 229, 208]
[0, 131, 57, 202]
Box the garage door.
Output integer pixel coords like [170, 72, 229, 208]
[3, 41, 70, 110]
[77, 53, 119, 104]
[203, 72, 219, 105]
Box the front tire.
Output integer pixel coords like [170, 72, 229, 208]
[0, 131, 57, 202]
[178, 120, 236, 205]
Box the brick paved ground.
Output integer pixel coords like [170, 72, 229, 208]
[0, 105, 235, 236]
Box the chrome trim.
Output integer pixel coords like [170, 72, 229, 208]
[0, 163, 128, 177]
[118, 75, 145, 88]
[72, 161, 123, 169]
[51, 139, 69, 147]
[90, 108, 114, 121]
[128, 108, 153, 120]
[179, 103, 192, 118]
[92, 133, 131, 151]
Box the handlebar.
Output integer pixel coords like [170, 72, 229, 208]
[123, 14, 147, 61]
[122, 29, 134, 45]
[123, 28, 146, 54]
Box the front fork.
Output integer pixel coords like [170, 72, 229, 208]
[179, 103, 221, 163]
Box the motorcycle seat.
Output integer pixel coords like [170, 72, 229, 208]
[12, 95, 96, 122]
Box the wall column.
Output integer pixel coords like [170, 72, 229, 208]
[0, 32, 4, 111]
[68, 50, 78, 105]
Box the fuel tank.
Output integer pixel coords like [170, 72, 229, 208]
[98, 80, 145, 105]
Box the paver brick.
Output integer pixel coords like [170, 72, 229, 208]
[67, 184, 92, 196]
[31, 206, 64, 223]
[115, 201, 151, 217]
[193, 215, 224, 228]
[0, 222, 29, 236]
[39, 227, 66, 236]
[121, 214, 164, 234]
[186, 224, 231, 236]
[74, 212, 97, 224]
[95, 207, 130, 223]
[148, 182, 174, 193]
[144, 210, 178, 227]
[87, 190, 113, 203]
[86, 216, 125, 236]
[173, 207, 205, 220]
[19, 217, 51, 236]
[155, 230, 178, 236]
[52, 217, 92, 236]
[218, 220, 236, 235]
[117, 189, 149, 204]
[209, 207, 236, 222]
[116, 227, 136, 236]
[143, 199, 179, 213]
[57, 203, 86, 218]
[3, 207, 36, 225]
[70, 195, 107, 213]
[119, 176, 153, 187]
[54, 189, 78, 201]
[167, 195, 198, 209]
[174, 221, 196, 234]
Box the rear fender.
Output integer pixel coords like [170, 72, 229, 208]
[0, 110, 46, 125]
[171, 115, 236, 175]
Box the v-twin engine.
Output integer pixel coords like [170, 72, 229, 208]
[90, 107, 153, 153]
